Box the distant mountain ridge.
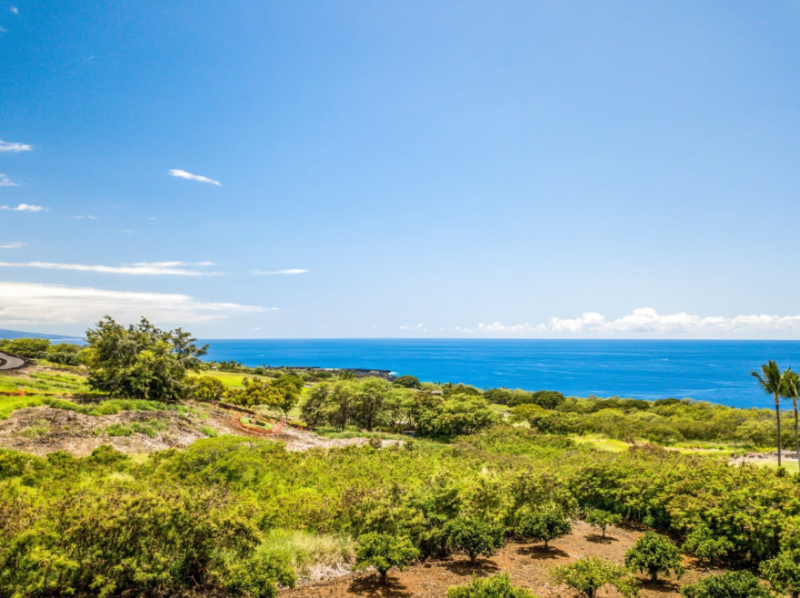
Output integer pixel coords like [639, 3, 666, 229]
[0, 329, 80, 340]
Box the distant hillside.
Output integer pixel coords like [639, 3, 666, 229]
[0, 329, 79, 340]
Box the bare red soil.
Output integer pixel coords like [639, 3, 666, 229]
[281, 521, 721, 598]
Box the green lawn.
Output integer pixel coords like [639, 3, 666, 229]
[193, 371, 270, 389]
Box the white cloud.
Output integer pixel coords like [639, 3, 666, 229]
[473, 308, 800, 338]
[0, 174, 19, 187]
[398, 325, 411, 330]
[1, 203, 44, 212]
[0, 242, 24, 249]
[0, 140, 30, 152]
[250, 269, 308, 275]
[0, 281, 266, 325]
[168, 169, 221, 186]
[9, 7, 18, 15]
[72, 215, 98, 220]
[0, 260, 220, 276]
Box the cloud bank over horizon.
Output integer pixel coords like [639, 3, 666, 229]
[469, 308, 800, 338]
[0, 281, 268, 325]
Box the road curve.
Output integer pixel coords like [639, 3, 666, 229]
[0, 351, 26, 370]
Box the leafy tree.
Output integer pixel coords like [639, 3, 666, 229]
[624, 531, 685, 582]
[0, 337, 51, 358]
[484, 388, 513, 405]
[382, 388, 416, 432]
[443, 517, 505, 562]
[83, 316, 207, 401]
[551, 556, 639, 598]
[752, 361, 788, 466]
[681, 524, 733, 562]
[268, 374, 303, 418]
[584, 509, 622, 538]
[394, 375, 421, 389]
[508, 390, 566, 410]
[353, 377, 392, 430]
[224, 549, 296, 598]
[433, 394, 498, 436]
[782, 370, 800, 471]
[515, 509, 571, 549]
[509, 404, 545, 426]
[225, 377, 273, 408]
[447, 573, 537, 598]
[442, 383, 483, 397]
[354, 532, 419, 584]
[189, 375, 226, 402]
[301, 382, 331, 428]
[760, 550, 800, 598]
[681, 571, 774, 598]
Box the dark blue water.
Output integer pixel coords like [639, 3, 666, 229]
[199, 339, 800, 409]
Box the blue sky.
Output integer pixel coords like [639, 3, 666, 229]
[2, 1, 800, 338]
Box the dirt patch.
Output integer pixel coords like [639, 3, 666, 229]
[0, 406, 228, 456]
[268, 423, 404, 452]
[0, 402, 405, 457]
[281, 521, 721, 598]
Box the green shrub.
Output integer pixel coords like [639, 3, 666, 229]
[584, 509, 621, 538]
[624, 531, 685, 581]
[190, 375, 226, 402]
[760, 550, 800, 598]
[680, 571, 774, 598]
[0, 486, 259, 598]
[681, 524, 733, 562]
[443, 517, 505, 562]
[447, 573, 537, 598]
[551, 556, 639, 598]
[515, 509, 571, 549]
[354, 532, 419, 584]
[224, 547, 296, 598]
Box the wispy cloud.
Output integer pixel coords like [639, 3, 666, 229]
[1, 203, 45, 212]
[398, 325, 411, 330]
[0, 242, 24, 249]
[72, 215, 98, 220]
[168, 169, 221, 186]
[0, 174, 19, 187]
[0, 140, 31, 152]
[0, 260, 220, 276]
[250, 269, 308, 275]
[9, 7, 18, 15]
[0, 281, 268, 324]
[473, 308, 800, 338]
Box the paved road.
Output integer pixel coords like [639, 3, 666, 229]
[0, 351, 25, 370]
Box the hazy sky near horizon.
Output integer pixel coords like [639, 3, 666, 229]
[2, 1, 800, 339]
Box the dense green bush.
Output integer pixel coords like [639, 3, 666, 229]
[83, 316, 207, 401]
[551, 556, 639, 598]
[393, 375, 421, 389]
[760, 550, 800, 598]
[447, 573, 537, 598]
[624, 531, 685, 581]
[680, 571, 774, 598]
[224, 547, 296, 598]
[443, 517, 504, 562]
[0, 474, 259, 598]
[515, 509, 571, 549]
[190, 375, 226, 401]
[353, 532, 419, 584]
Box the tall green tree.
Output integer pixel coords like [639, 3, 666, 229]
[752, 361, 787, 466]
[84, 316, 207, 401]
[782, 370, 800, 471]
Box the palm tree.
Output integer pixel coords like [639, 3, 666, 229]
[781, 369, 800, 471]
[752, 361, 786, 466]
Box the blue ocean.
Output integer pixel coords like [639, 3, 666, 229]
[200, 339, 800, 409]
